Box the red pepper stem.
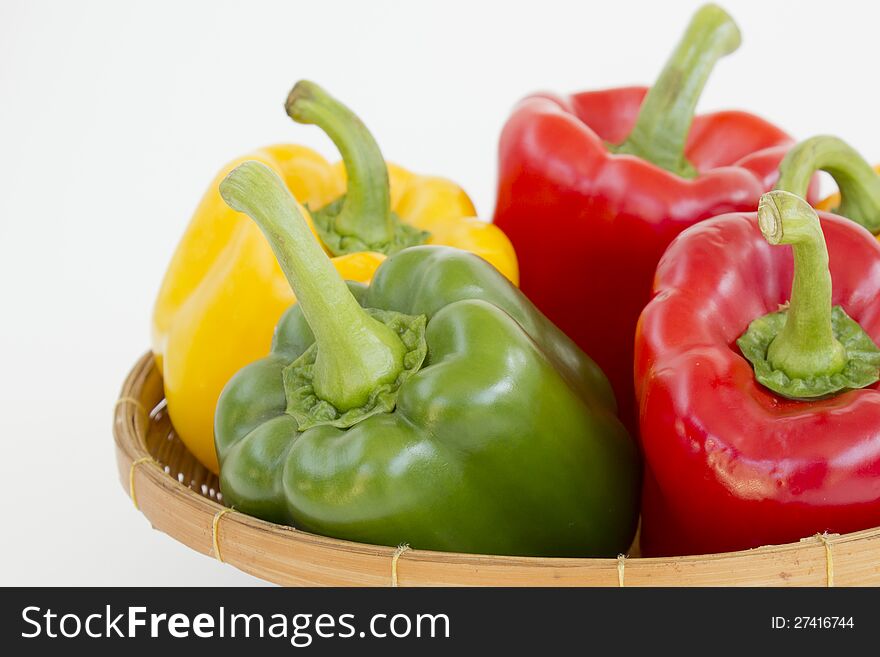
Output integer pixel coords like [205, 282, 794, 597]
[614, 4, 740, 178]
[758, 191, 847, 380]
[775, 136, 880, 235]
[219, 161, 406, 412]
[285, 80, 394, 247]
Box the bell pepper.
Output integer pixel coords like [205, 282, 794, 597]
[635, 139, 880, 556]
[493, 4, 812, 429]
[153, 81, 518, 473]
[214, 161, 640, 557]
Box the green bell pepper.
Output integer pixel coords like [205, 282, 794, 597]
[215, 161, 640, 557]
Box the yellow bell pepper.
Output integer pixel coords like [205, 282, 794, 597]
[152, 81, 518, 473]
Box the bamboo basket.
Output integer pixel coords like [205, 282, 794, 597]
[114, 351, 880, 586]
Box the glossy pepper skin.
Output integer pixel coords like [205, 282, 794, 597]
[635, 192, 880, 557]
[493, 5, 811, 429]
[215, 161, 640, 557]
[153, 82, 517, 473]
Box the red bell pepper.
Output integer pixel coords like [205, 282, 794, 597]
[493, 4, 814, 428]
[635, 139, 880, 556]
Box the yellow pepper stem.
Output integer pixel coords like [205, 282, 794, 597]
[220, 161, 406, 411]
[286, 80, 394, 247]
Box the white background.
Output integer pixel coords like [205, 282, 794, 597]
[1, 0, 877, 586]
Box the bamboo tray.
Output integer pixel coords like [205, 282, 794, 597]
[114, 351, 880, 586]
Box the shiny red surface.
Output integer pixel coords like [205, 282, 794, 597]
[635, 211, 880, 556]
[493, 86, 806, 429]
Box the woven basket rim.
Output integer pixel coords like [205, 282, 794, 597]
[114, 351, 880, 586]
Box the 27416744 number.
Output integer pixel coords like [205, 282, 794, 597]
[771, 617, 855, 629]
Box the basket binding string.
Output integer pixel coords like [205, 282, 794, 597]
[128, 456, 156, 511]
[391, 544, 411, 587]
[812, 532, 839, 587]
[116, 395, 158, 511]
[212, 507, 235, 563]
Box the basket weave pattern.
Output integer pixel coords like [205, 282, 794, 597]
[114, 352, 880, 586]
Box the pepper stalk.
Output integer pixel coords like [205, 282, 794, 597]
[775, 135, 880, 235]
[613, 3, 741, 178]
[737, 190, 880, 399]
[285, 80, 429, 255]
[220, 160, 407, 412]
[758, 192, 847, 379]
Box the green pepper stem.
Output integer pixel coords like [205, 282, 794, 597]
[757, 190, 847, 380]
[285, 80, 393, 247]
[220, 161, 405, 411]
[614, 4, 740, 177]
[775, 135, 880, 235]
